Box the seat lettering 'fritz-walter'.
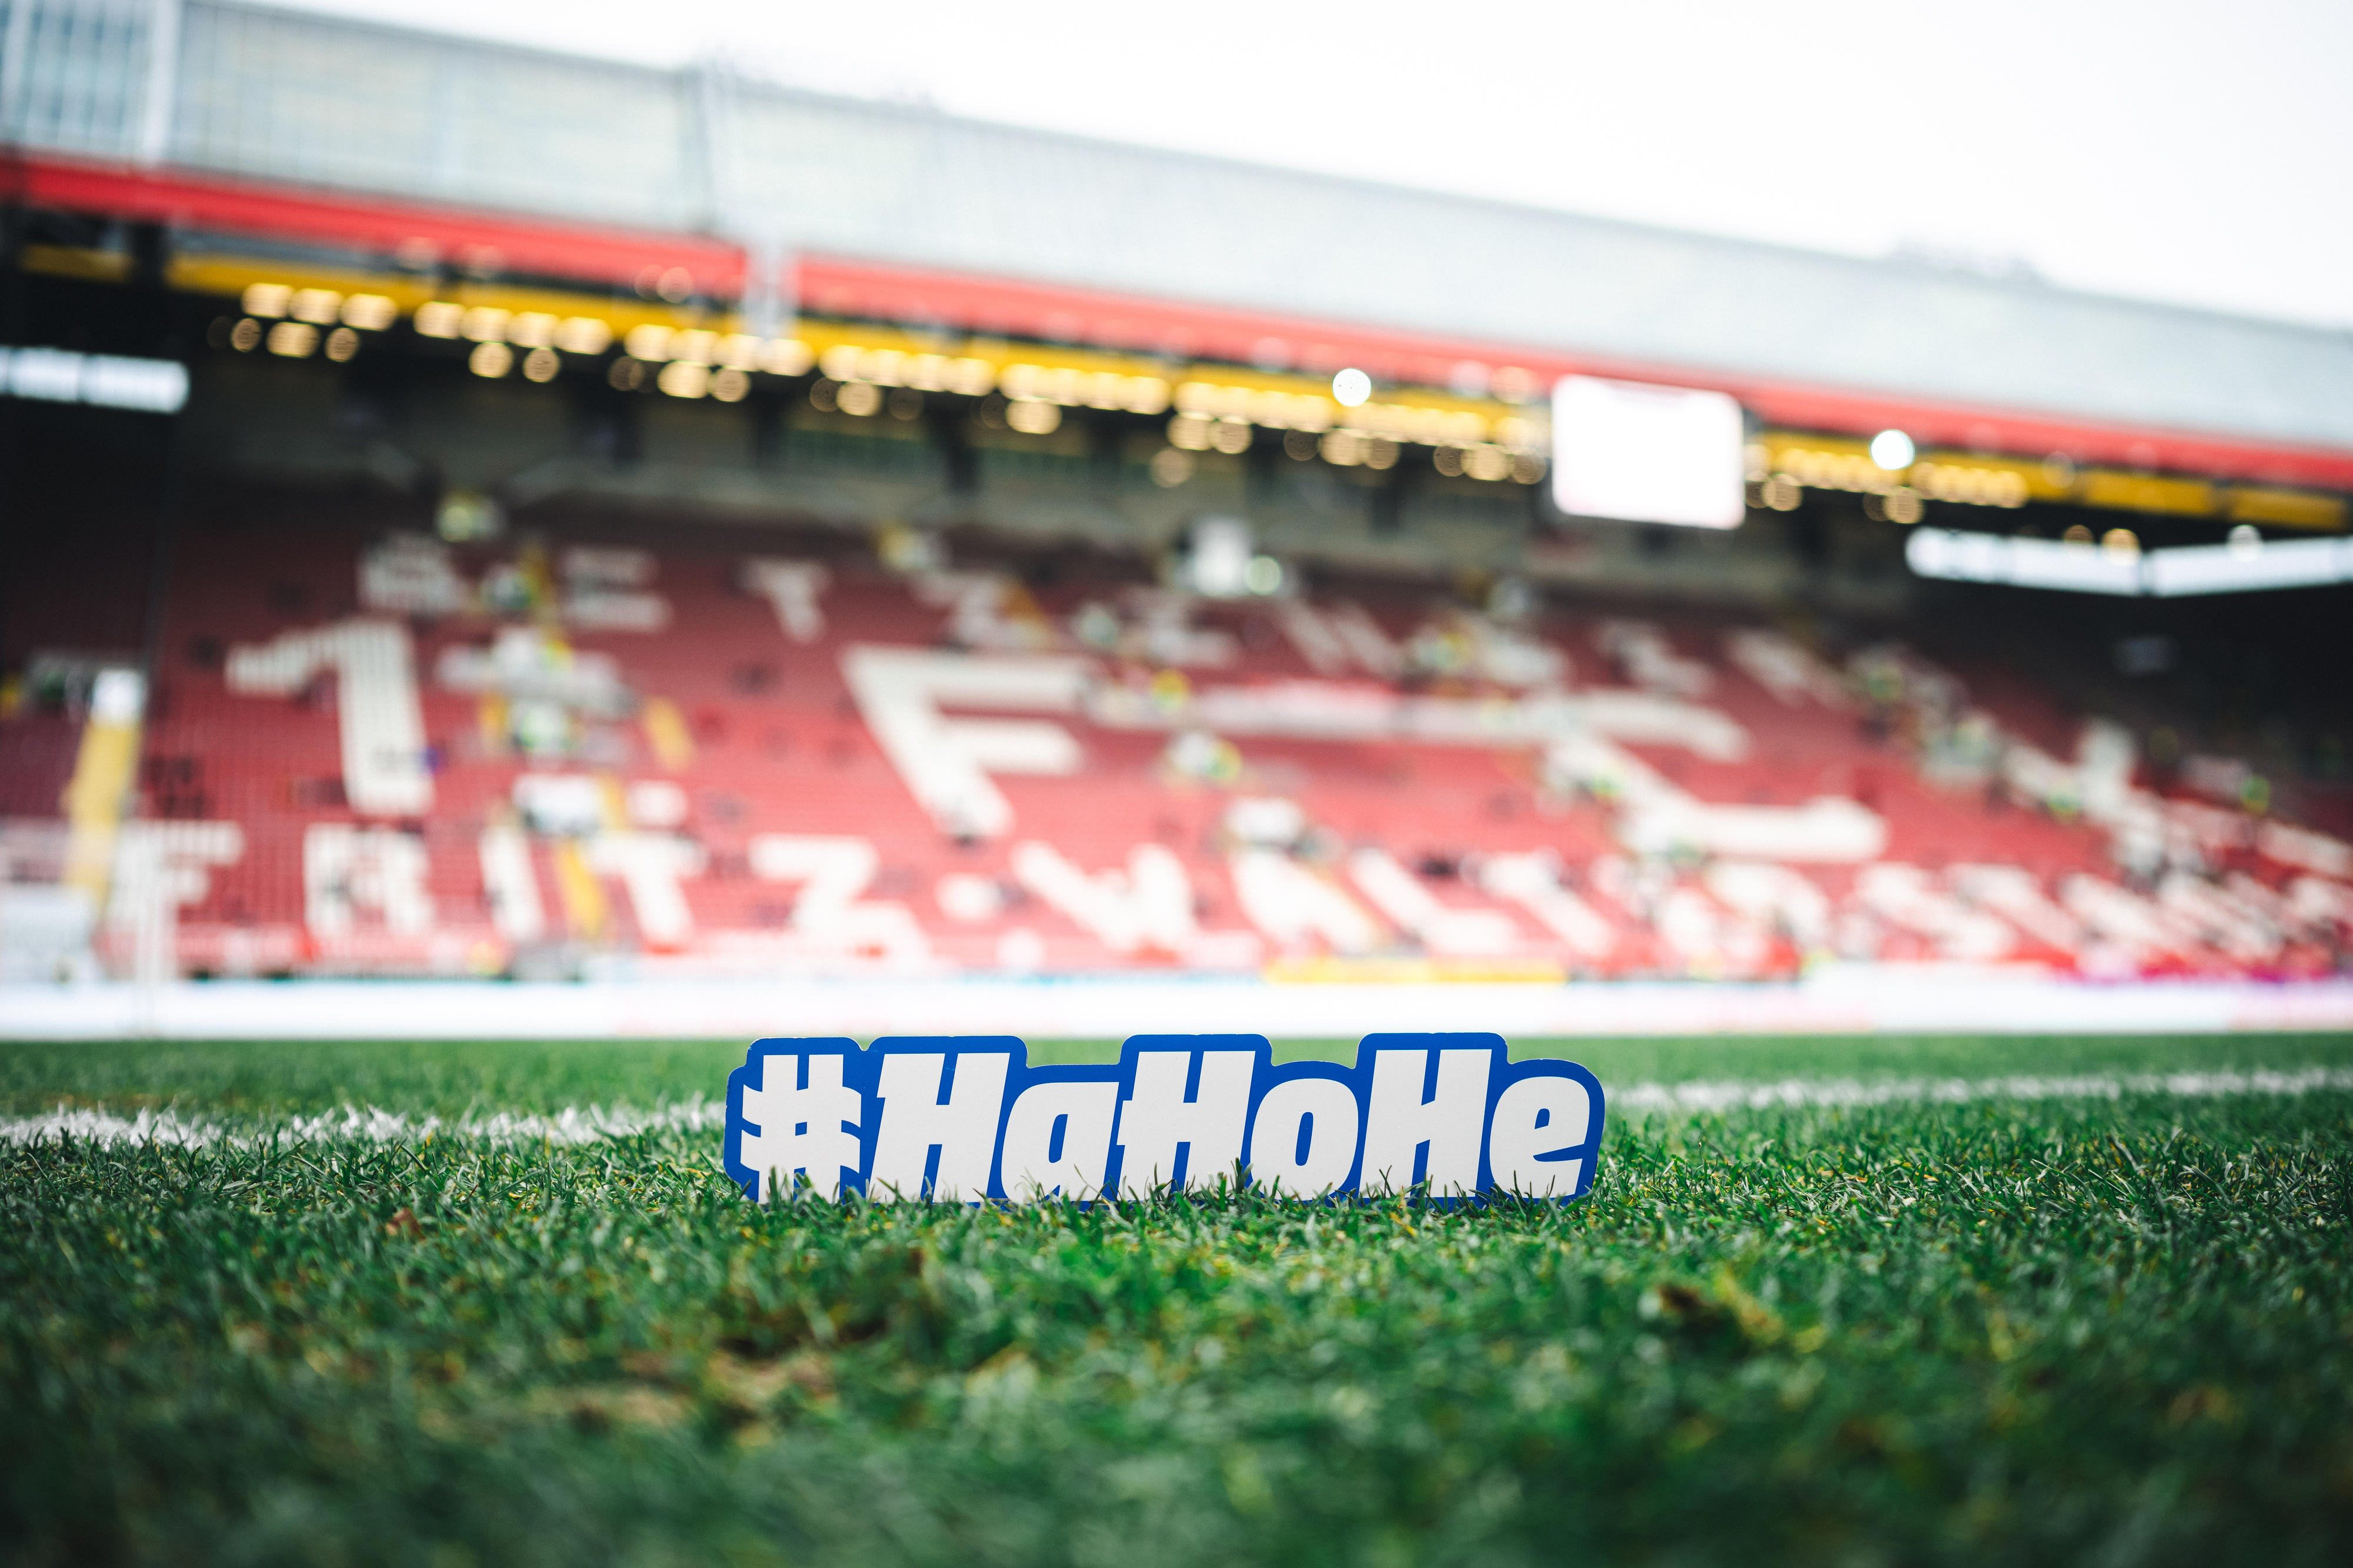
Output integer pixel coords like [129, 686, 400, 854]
[724, 1033, 1604, 1205]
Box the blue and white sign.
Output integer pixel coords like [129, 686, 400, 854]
[723, 1034, 1604, 1204]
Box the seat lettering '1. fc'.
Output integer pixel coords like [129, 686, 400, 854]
[724, 1033, 1605, 1204]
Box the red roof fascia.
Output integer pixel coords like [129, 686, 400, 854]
[2, 150, 744, 292]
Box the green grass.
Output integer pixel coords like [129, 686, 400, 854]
[5, 1035, 2353, 1565]
[8, 1032, 2352, 1118]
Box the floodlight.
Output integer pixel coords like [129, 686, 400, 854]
[1869, 429, 1915, 470]
[1331, 368, 1371, 408]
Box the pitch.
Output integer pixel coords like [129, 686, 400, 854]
[5, 1032, 2351, 1565]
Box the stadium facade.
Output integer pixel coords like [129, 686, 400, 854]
[5, 0, 2353, 1036]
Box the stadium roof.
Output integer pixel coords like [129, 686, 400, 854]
[8, 0, 2353, 480]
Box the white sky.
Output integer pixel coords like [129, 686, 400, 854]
[280, 0, 2353, 331]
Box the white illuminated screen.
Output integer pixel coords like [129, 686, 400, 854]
[1550, 375, 1746, 528]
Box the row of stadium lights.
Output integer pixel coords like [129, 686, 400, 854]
[775, 339, 1546, 483]
[1159, 413, 1540, 482]
[226, 282, 1549, 484]
[217, 283, 404, 362]
[222, 284, 614, 378]
[216, 283, 2067, 513]
[1748, 430, 2040, 522]
[187, 290, 2343, 532]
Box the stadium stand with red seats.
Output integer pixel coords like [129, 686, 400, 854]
[12, 501, 2343, 989]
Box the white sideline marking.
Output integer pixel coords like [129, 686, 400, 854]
[5, 1067, 2353, 1149]
[0, 1098, 725, 1149]
[1613, 1066, 2353, 1114]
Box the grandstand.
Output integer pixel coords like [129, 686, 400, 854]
[4, 0, 2352, 1035]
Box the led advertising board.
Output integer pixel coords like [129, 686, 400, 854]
[1551, 374, 1747, 528]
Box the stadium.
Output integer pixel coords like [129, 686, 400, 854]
[4, 3, 2351, 1563]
